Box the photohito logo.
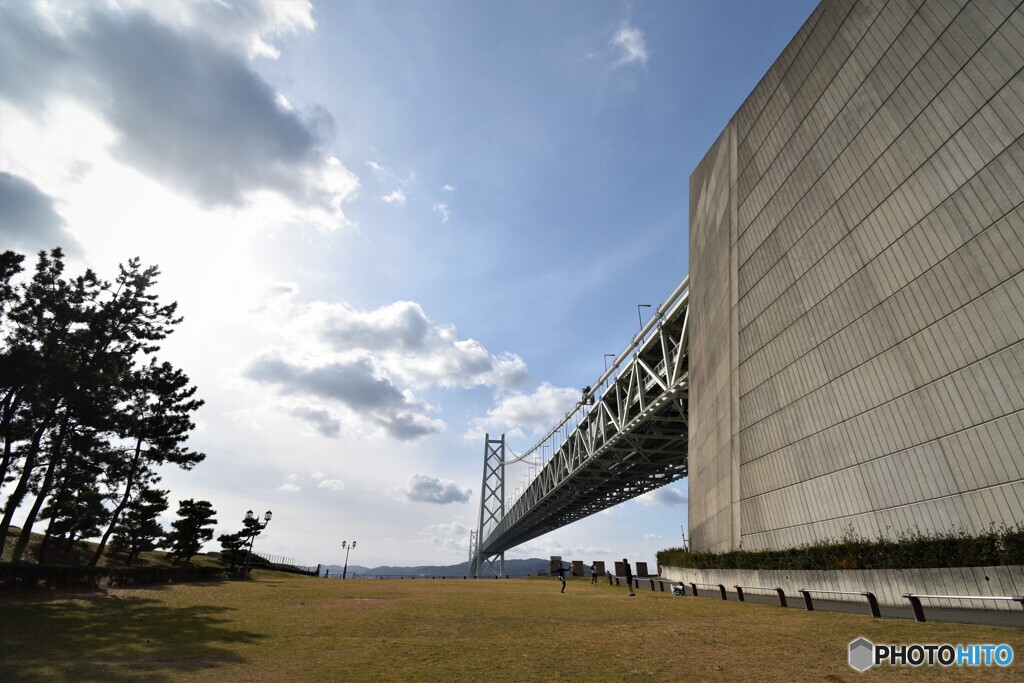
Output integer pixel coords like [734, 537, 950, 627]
[849, 638, 1014, 671]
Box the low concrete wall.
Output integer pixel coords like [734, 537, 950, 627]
[660, 565, 1024, 611]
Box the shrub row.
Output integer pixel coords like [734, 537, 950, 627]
[657, 525, 1024, 571]
[0, 562, 227, 590]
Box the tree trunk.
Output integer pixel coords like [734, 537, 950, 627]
[89, 439, 143, 567]
[0, 403, 57, 542]
[11, 418, 69, 563]
[38, 512, 58, 565]
[37, 456, 75, 566]
[0, 392, 23, 487]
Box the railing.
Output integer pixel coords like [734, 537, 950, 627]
[255, 552, 300, 566]
[690, 582, 728, 600]
[659, 577, 1024, 624]
[507, 276, 689, 472]
[799, 589, 881, 618]
[735, 585, 787, 607]
[902, 593, 1024, 622]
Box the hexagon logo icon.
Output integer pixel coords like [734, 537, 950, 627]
[849, 637, 874, 672]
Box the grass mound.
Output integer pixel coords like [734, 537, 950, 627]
[2, 526, 223, 569]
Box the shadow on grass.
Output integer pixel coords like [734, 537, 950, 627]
[0, 591, 266, 682]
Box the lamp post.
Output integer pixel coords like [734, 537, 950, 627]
[636, 304, 652, 332]
[342, 540, 357, 579]
[242, 509, 272, 575]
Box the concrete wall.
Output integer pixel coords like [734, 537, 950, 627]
[688, 128, 742, 553]
[689, 0, 1024, 552]
[660, 564, 1024, 610]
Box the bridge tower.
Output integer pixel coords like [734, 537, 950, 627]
[471, 434, 505, 577]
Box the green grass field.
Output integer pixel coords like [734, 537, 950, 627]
[2, 572, 1022, 681]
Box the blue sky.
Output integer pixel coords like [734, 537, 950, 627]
[0, 0, 816, 567]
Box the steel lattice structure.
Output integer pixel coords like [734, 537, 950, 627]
[472, 277, 689, 568]
[471, 435, 505, 577]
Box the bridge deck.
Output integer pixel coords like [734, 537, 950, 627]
[477, 277, 690, 560]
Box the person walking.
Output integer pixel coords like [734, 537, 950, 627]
[556, 562, 567, 593]
[590, 563, 598, 585]
[623, 558, 635, 596]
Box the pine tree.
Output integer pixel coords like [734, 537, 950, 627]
[38, 475, 110, 559]
[90, 359, 204, 566]
[0, 248, 103, 550]
[165, 499, 216, 564]
[0, 248, 205, 566]
[217, 532, 247, 569]
[110, 486, 168, 565]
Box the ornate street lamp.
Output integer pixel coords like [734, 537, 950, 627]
[242, 509, 272, 575]
[342, 540, 357, 579]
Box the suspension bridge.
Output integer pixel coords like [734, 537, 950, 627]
[469, 276, 690, 577]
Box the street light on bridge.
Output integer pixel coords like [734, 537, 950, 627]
[342, 540, 357, 579]
[637, 303, 652, 332]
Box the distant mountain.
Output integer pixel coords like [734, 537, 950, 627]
[318, 557, 559, 578]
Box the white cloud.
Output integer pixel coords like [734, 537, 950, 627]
[396, 474, 472, 504]
[643, 533, 660, 541]
[382, 189, 406, 205]
[242, 296, 529, 442]
[638, 486, 688, 507]
[315, 300, 530, 390]
[508, 535, 610, 559]
[317, 478, 346, 492]
[110, 0, 316, 60]
[279, 483, 300, 492]
[432, 203, 450, 223]
[275, 92, 294, 111]
[442, 184, 456, 193]
[245, 353, 444, 441]
[423, 534, 470, 554]
[289, 404, 344, 439]
[366, 160, 388, 177]
[366, 160, 415, 187]
[466, 383, 579, 442]
[425, 522, 470, 535]
[418, 521, 473, 554]
[612, 23, 648, 67]
[265, 282, 300, 299]
[0, 2, 357, 227]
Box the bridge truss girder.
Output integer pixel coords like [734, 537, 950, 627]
[480, 281, 689, 557]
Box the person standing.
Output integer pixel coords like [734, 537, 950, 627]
[590, 563, 597, 585]
[556, 562, 567, 593]
[623, 558, 635, 596]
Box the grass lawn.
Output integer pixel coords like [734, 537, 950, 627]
[1, 572, 1022, 681]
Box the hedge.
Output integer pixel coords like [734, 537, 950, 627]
[657, 525, 1024, 571]
[0, 563, 227, 590]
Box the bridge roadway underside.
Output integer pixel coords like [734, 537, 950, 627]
[475, 281, 690, 562]
[481, 391, 688, 556]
